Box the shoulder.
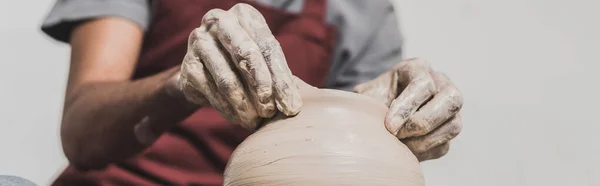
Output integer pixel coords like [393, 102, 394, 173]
[41, 0, 152, 42]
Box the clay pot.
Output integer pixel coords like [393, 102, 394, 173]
[223, 79, 424, 186]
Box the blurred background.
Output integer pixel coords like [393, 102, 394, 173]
[1, 0, 599, 185]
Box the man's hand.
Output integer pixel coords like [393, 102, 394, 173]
[354, 58, 463, 161]
[177, 3, 301, 130]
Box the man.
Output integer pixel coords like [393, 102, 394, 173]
[42, 0, 463, 185]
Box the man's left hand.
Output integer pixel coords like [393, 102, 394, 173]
[354, 58, 463, 162]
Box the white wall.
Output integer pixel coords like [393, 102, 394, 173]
[393, 0, 600, 185]
[0, 0, 598, 185]
[0, 0, 70, 185]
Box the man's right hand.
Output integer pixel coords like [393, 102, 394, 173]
[176, 3, 301, 130]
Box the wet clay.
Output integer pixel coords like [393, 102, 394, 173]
[223, 81, 425, 186]
[180, 4, 302, 130]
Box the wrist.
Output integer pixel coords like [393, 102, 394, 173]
[133, 69, 203, 146]
[165, 69, 208, 106]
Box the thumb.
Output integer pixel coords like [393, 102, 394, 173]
[353, 71, 398, 107]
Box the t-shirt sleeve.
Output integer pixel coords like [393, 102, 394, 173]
[41, 0, 152, 43]
[324, 0, 403, 90]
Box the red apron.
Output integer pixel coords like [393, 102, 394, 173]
[52, 0, 336, 185]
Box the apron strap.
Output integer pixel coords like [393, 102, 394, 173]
[301, 0, 327, 20]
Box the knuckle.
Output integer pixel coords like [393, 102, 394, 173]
[454, 89, 465, 106]
[261, 47, 273, 61]
[238, 47, 261, 61]
[181, 58, 204, 75]
[447, 89, 464, 112]
[449, 101, 462, 114]
[406, 58, 429, 66]
[261, 37, 279, 54]
[390, 104, 411, 121]
[233, 3, 266, 21]
[404, 117, 433, 136]
[232, 3, 254, 11]
[393, 60, 408, 69]
[393, 58, 433, 75]
[421, 78, 436, 94]
[188, 31, 212, 54]
[448, 116, 463, 137]
[182, 52, 199, 64]
[450, 122, 463, 137]
[188, 28, 201, 42]
[216, 78, 239, 92]
[203, 9, 225, 21]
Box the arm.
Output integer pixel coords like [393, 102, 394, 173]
[61, 17, 198, 170]
[327, 1, 463, 161]
[46, 2, 300, 170]
[324, 0, 462, 161]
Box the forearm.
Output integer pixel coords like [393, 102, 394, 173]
[60, 17, 199, 170]
[62, 67, 198, 170]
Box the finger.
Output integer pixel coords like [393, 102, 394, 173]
[415, 142, 450, 162]
[397, 73, 463, 138]
[190, 27, 262, 128]
[385, 58, 436, 136]
[184, 58, 260, 129]
[401, 114, 462, 154]
[181, 45, 261, 129]
[179, 36, 210, 105]
[179, 71, 208, 106]
[202, 8, 275, 118]
[354, 70, 399, 106]
[180, 52, 239, 124]
[229, 3, 302, 116]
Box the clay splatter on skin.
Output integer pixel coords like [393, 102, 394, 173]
[177, 2, 463, 175]
[354, 58, 463, 161]
[179, 3, 301, 130]
[223, 78, 424, 186]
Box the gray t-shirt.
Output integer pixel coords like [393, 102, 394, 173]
[41, 0, 403, 90]
[0, 175, 36, 186]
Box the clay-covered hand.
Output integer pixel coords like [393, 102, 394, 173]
[354, 58, 463, 161]
[177, 3, 301, 130]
